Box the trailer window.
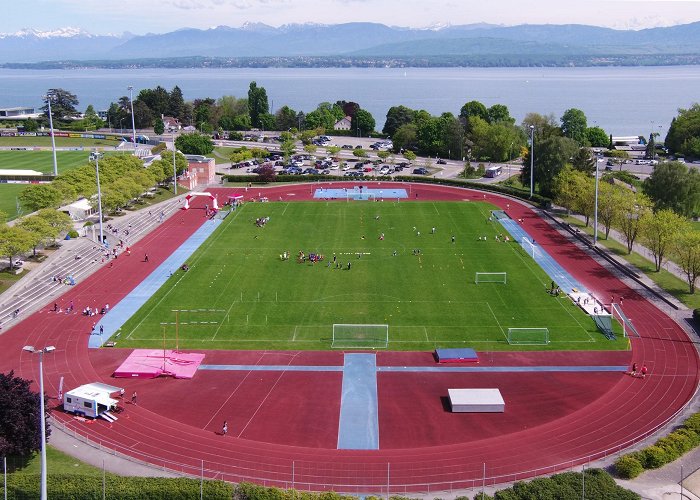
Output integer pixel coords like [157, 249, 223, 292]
[83, 401, 93, 408]
[66, 397, 72, 403]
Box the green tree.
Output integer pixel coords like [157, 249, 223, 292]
[351, 109, 376, 137]
[167, 85, 186, 121]
[275, 105, 298, 131]
[247, 81, 269, 129]
[561, 108, 589, 145]
[665, 103, 700, 159]
[522, 135, 578, 198]
[486, 104, 514, 125]
[459, 100, 488, 131]
[35, 209, 73, 245]
[392, 124, 418, 153]
[0, 371, 48, 457]
[615, 192, 652, 254]
[383, 105, 415, 136]
[597, 182, 626, 239]
[0, 225, 34, 267]
[640, 209, 689, 272]
[280, 140, 296, 160]
[671, 230, 700, 293]
[645, 132, 657, 160]
[175, 133, 214, 155]
[138, 86, 169, 118]
[19, 184, 63, 212]
[643, 161, 700, 217]
[353, 148, 367, 159]
[586, 126, 609, 147]
[153, 116, 165, 135]
[23, 117, 39, 132]
[403, 150, 417, 162]
[303, 144, 317, 155]
[571, 147, 596, 174]
[132, 99, 153, 129]
[42, 88, 79, 122]
[326, 145, 341, 159]
[17, 215, 55, 257]
[522, 112, 562, 142]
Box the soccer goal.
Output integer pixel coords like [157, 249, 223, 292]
[507, 327, 550, 345]
[331, 324, 389, 349]
[475, 272, 507, 284]
[520, 237, 538, 258]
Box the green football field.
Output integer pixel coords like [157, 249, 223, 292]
[117, 201, 627, 351]
[0, 150, 122, 175]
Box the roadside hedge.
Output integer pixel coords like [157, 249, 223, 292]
[5, 474, 234, 499]
[493, 469, 639, 499]
[614, 411, 700, 479]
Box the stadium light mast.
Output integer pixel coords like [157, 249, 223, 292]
[529, 125, 535, 198]
[128, 85, 137, 153]
[594, 157, 601, 246]
[93, 150, 105, 246]
[22, 345, 56, 500]
[44, 93, 58, 176]
[172, 131, 178, 195]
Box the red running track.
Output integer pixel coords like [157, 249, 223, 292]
[1, 183, 698, 494]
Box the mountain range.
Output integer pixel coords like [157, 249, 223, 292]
[2, 21, 700, 66]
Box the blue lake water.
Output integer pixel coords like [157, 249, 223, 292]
[1, 66, 699, 135]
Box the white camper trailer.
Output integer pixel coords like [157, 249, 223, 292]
[63, 382, 123, 422]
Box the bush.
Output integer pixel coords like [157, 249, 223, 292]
[693, 308, 700, 324]
[151, 142, 167, 155]
[640, 445, 668, 469]
[684, 413, 700, 433]
[473, 493, 493, 500]
[615, 455, 645, 479]
[67, 230, 79, 239]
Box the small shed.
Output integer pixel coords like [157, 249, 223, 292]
[63, 382, 123, 421]
[59, 198, 94, 221]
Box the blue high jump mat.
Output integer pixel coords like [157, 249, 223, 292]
[435, 348, 479, 363]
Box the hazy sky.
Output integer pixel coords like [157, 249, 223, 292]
[3, 0, 700, 35]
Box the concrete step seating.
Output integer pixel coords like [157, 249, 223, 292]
[0, 197, 183, 329]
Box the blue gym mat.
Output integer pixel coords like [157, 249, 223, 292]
[314, 188, 408, 200]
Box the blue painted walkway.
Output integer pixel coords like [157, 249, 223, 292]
[337, 354, 380, 450]
[494, 211, 587, 295]
[314, 188, 407, 200]
[88, 219, 222, 348]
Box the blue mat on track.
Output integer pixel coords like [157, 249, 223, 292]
[314, 188, 407, 200]
[88, 219, 222, 348]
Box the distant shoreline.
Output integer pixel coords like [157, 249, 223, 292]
[4, 54, 700, 70]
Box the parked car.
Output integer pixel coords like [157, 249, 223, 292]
[412, 167, 429, 175]
[342, 144, 353, 149]
[436, 159, 447, 165]
[379, 167, 391, 175]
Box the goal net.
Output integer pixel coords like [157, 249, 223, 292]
[520, 237, 538, 258]
[507, 328, 550, 345]
[332, 324, 389, 349]
[475, 272, 507, 284]
[611, 303, 639, 338]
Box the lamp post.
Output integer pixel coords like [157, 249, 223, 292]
[172, 132, 178, 195]
[529, 125, 535, 198]
[22, 345, 56, 500]
[593, 157, 601, 246]
[93, 150, 105, 246]
[44, 93, 58, 176]
[128, 86, 136, 152]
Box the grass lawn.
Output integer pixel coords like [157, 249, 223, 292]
[7, 446, 102, 477]
[0, 136, 122, 148]
[0, 150, 125, 175]
[563, 216, 700, 310]
[0, 184, 30, 220]
[0, 268, 27, 294]
[117, 201, 626, 352]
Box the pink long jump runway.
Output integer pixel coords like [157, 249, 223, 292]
[1, 184, 698, 493]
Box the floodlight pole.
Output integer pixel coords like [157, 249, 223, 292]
[128, 86, 136, 153]
[45, 94, 58, 176]
[529, 125, 535, 198]
[172, 132, 178, 195]
[23, 345, 55, 500]
[94, 151, 105, 246]
[593, 158, 600, 247]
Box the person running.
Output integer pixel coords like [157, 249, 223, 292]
[131, 391, 137, 405]
[144, 254, 149, 263]
[222, 420, 228, 436]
